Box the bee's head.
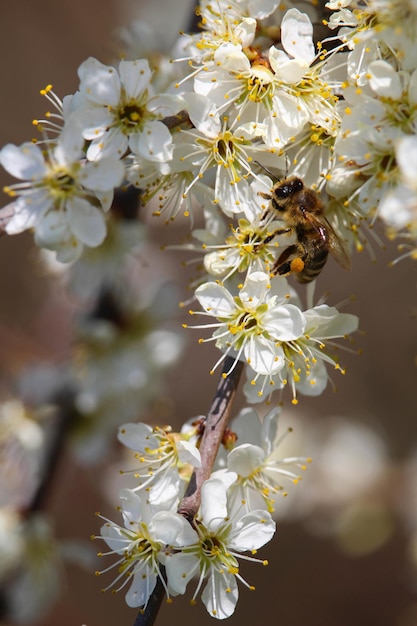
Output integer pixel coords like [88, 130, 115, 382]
[274, 177, 304, 199]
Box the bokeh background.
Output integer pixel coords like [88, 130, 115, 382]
[0, 1, 417, 626]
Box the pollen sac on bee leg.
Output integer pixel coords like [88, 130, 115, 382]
[290, 258, 305, 274]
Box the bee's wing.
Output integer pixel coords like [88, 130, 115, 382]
[306, 213, 351, 270]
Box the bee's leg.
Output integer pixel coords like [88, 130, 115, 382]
[263, 227, 291, 245]
[272, 244, 305, 276]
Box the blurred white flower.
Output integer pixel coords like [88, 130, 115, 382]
[0, 116, 124, 262]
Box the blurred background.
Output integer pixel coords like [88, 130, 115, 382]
[0, 1, 416, 626]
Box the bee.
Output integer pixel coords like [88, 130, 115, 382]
[260, 176, 351, 283]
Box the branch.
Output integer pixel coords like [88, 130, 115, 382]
[132, 355, 244, 626]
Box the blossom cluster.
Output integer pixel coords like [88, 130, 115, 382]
[94, 407, 308, 618]
[0, 1, 369, 402]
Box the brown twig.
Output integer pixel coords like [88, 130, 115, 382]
[178, 357, 244, 521]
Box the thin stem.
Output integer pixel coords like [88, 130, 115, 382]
[132, 355, 244, 626]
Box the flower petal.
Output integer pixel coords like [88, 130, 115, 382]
[229, 510, 275, 551]
[201, 570, 238, 619]
[281, 8, 315, 63]
[131, 120, 173, 162]
[149, 512, 197, 547]
[177, 440, 201, 467]
[117, 422, 157, 451]
[67, 197, 106, 247]
[119, 59, 151, 100]
[227, 444, 266, 477]
[0, 143, 47, 180]
[78, 57, 121, 107]
[195, 282, 236, 318]
[125, 569, 157, 608]
[165, 553, 200, 595]
[262, 303, 306, 340]
[244, 334, 284, 375]
[81, 157, 125, 191]
[119, 489, 143, 526]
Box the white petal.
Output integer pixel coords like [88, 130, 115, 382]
[201, 478, 228, 529]
[147, 470, 181, 510]
[214, 170, 248, 214]
[295, 359, 328, 396]
[5, 195, 49, 234]
[262, 304, 306, 340]
[165, 553, 200, 595]
[86, 128, 128, 161]
[195, 282, 236, 318]
[81, 157, 125, 191]
[202, 570, 238, 619]
[67, 197, 106, 246]
[184, 92, 221, 137]
[269, 47, 308, 84]
[230, 407, 262, 447]
[117, 422, 157, 450]
[368, 60, 402, 99]
[100, 523, 125, 554]
[54, 238, 83, 263]
[126, 570, 157, 608]
[132, 120, 173, 162]
[247, 0, 280, 19]
[281, 8, 315, 63]
[379, 186, 414, 229]
[34, 210, 70, 246]
[119, 59, 151, 99]
[55, 116, 85, 165]
[235, 17, 257, 46]
[408, 69, 417, 107]
[176, 440, 201, 467]
[227, 444, 266, 477]
[77, 57, 121, 107]
[245, 334, 284, 375]
[396, 135, 417, 186]
[213, 43, 250, 73]
[147, 93, 186, 117]
[0, 143, 47, 180]
[119, 488, 143, 525]
[261, 407, 281, 456]
[74, 107, 114, 141]
[267, 93, 308, 145]
[229, 510, 275, 551]
[243, 368, 284, 403]
[305, 305, 358, 337]
[239, 271, 270, 309]
[149, 512, 197, 547]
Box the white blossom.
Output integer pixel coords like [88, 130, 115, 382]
[117, 421, 201, 506]
[95, 489, 196, 608]
[219, 406, 311, 512]
[243, 303, 358, 404]
[190, 272, 306, 377]
[73, 57, 184, 162]
[0, 116, 124, 261]
[165, 476, 275, 619]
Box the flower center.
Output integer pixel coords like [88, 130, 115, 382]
[113, 91, 153, 134]
[42, 164, 80, 200]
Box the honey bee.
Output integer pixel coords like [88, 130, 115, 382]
[260, 176, 351, 283]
